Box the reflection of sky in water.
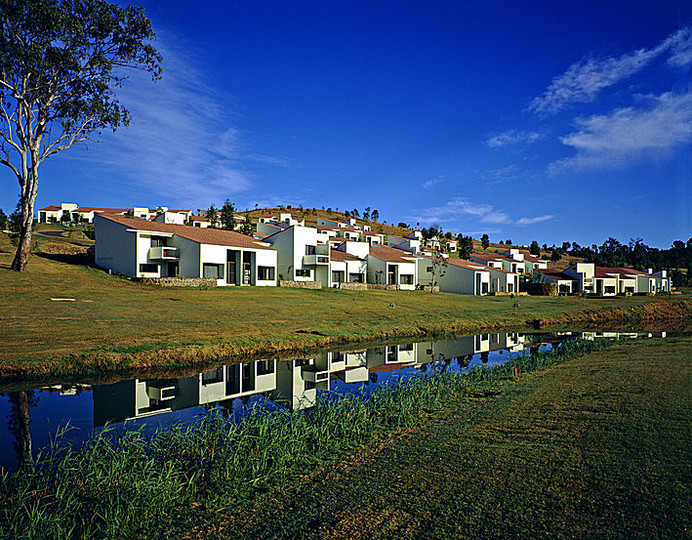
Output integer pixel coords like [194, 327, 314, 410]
[0, 337, 589, 472]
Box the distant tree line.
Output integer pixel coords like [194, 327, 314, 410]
[564, 237, 692, 286]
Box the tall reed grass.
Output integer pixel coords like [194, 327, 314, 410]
[0, 338, 613, 539]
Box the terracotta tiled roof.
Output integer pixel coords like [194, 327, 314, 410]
[369, 245, 417, 264]
[38, 205, 61, 211]
[330, 249, 363, 262]
[97, 214, 274, 250]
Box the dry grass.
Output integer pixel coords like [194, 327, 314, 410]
[1, 231, 689, 376]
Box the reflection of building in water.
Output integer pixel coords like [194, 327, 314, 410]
[270, 351, 368, 410]
[556, 331, 666, 341]
[91, 331, 666, 425]
[93, 360, 278, 426]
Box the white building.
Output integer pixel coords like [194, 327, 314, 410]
[263, 225, 331, 285]
[94, 214, 277, 286]
[418, 256, 490, 295]
[561, 263, 670, 295]
[367, 245, 417, 289]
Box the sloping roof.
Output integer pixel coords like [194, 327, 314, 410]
[522, 253, 547, 263]
[596, 267, 649, 279]
[537, 269, 576, 281]
[330, 249, 363, 262]
[38, 205, 61, 211]
[446, 258, 489, 271]
[471, 252, 506, 262]
[369, 245, 417, 263]
[76, 207, 131, 213]
[97, 214, 274, 250]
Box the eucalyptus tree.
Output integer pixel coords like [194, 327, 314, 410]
[0, 0, 161, 271]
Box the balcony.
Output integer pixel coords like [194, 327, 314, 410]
[303, 370, 330, 383]
[148, 246, 179, 260]
[303, 254, 329, 265]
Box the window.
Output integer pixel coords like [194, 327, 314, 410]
[426, 266, 433, 272]
[349, 273, 364, 283]
[400, 274, 413, 285]
[201, 367, 224, 385]
[256, 359, 275, 375]
[139, 263, 158, 273]
[332, 271, 345, 283]
[305, 245, 316, 255]
[258, 266, 275, 280]
[203, 263, 224, 279]
[295, 269, 311, 277]
[151, 236, 167, 247]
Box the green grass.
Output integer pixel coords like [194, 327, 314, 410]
[189, 336, 692, 540]
[1, 231, 690, 376]
[0, 337, 625, 539]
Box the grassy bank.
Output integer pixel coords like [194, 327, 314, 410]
[1, 337, 627, 539]
[190, 336, 692, 540]
[1, 232, 690, 377]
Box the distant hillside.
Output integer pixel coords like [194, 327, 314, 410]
[241, 206, 586, 269]
[242, 207, 413, 238]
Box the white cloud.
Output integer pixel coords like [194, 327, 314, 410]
[516, 215, 555, 226]
[408, 197, 555, 229]
[485, 130, 544, 148]
[67, 34, 285, 208]
[550, 91, 692, 171]
[529, 27, 691, 115]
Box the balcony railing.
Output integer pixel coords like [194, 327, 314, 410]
[148, 246, 179, 260]
[303, 254, 329, 265]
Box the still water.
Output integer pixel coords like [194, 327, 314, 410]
[0, 330, 669, 472]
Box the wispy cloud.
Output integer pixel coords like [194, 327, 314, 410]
[408, 197, 555, 230]
[68, 33, 285, 208]
[485, 129, 544, 148]
[480, 164, 522, 185]
[422, 175, 444, 189]
[667, 27, 692, 67]
[516, 215, 554, 226]
[550, 91, 692, 172]
[529, 27, 691, 115]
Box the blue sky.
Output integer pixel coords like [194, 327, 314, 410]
[1, 0, 690, 247]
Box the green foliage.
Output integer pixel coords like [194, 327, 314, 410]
[550, 249, 562, 261]
[220, 199, 236, 230]
[0, 208, 8, 230]
[481, 233, 490, 250]
[206, 205, 218, 227]
[8, 202, 21, 232]
[457, 235, 474, 260]
[530, 240, 540, 256]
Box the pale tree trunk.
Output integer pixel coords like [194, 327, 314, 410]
[10, 151, 39, 272]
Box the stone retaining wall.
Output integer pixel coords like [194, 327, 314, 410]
[416, 284, 440, 292]
[139, 277, 217, 288]
[367, 283, 399, 291]
[279, 280, 323, 289]
[335, 282, 367, 291]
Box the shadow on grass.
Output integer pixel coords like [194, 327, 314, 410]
[37, 252, 95, 267]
